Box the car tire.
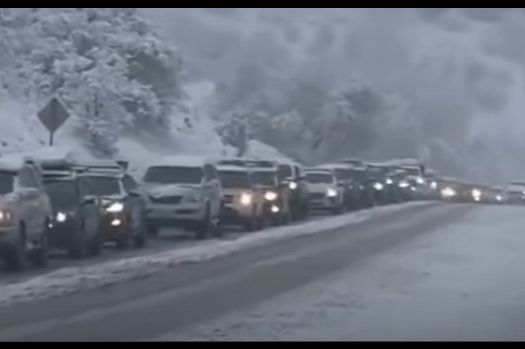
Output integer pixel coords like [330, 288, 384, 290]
[147, 220, 158, 237]
[4, 223, 28, 271]
[69, 220, 89, 259]
[89, 233, 103, 256]
[32, 223, 49, 268]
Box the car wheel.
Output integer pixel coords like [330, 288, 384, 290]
[32, 223, 49, 268]
[147, 220, 158, 237]
[69, 220, 89, 259]
[4, 223, 28, 271]
[195, 204, 211, 240]
[89, 232, 103, 257]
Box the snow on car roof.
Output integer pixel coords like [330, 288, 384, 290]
[305, 167, 333, 174]
[0, 154, 32, 172]
[318, 163, 353, 170]
[217, 165, 249, 173]
[155, 155, 214, 168]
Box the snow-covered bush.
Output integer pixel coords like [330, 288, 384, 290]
[0, 8, 186, 156]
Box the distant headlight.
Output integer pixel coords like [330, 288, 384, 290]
[271, 205, 280, 213]
[441, 187, 456, 198]
[385, 178, 394, 185]
[106, 202, 124, 213]
[430, 181, 438, 190]
[289, 181, 298, 190]
[0, 210, 12, 225]
[326, 188, 338, 197]
[240, 192, 252, 206]
[471, 188, 482, 200]
[398, 180, 410, 188]
[416, 176, 425, 185]
[496, 194, 503, 202]
[264, 191, 278, 201]
[56, 212, 67, 222]
[373, 182, 384, 191]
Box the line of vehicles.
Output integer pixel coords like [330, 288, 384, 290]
[0, 151, 519, 272]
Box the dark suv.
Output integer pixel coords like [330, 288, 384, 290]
[78, 163, 147, 249]
[41, 164, 103, 259]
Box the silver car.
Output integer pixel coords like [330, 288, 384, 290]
[0, 156, 52, 270]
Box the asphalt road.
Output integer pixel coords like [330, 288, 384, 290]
[0, 202, 475, 341]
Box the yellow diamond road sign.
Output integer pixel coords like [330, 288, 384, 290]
[38, 97, 70, 133]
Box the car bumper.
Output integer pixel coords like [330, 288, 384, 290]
[0, 225, 17, 253]
[48, 220, 78, 248]
[220, 204, 253, 224]
[308, 197, 340, 210]
[146, 203, 205, 225]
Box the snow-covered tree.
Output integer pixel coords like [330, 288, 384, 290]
[0, 8, 186, 155]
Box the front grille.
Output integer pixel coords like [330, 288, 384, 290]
[309, 193, 325, 200]
[149, 195, 182, 205]
[223, 194, 235, 204]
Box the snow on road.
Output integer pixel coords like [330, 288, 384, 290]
[155, 205, 525, 341]
[0, 202, 432, 308]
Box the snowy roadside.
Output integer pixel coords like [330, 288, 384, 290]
[156, 205, 525, 341]
[0, 201, 433, 308]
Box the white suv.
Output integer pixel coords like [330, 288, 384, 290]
[142, 156, 222, 239]
[304, 168, 345, 215]
[0, 156, 52, 270]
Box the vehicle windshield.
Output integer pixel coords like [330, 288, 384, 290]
[401, 167, 421, 176]
[250, 171, 276, 186]
[219, 171, 251, 189]
[508, 183, 525, 192]
[44, 180, 77, 209]
[277, 164, 293, 180]
[144, 166, 203, 185]
[334, 169, 352, 181]
[306, 173, 334, 184]
[0, 171, 15, 195]
[85, 176, 121, 196]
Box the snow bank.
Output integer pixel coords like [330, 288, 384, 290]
[0, 202, 432, 308]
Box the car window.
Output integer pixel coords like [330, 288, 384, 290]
[144, 166, 203, 185]
[277, 165, 293, 180]
[18, 167, 38, 188]
[44, 180, 78, 209]
[203, 164, 218, 181]
[219, 171, 251, 189]
[122, 174, 137, 192]
[0, 171, 15, 195]
[306, 173, 334, 184]
[250, 171, 277, 186]
[85, 176, 122, 196]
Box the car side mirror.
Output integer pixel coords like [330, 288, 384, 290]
[83, 197, 95, 205]
[128, 190, 140, 198]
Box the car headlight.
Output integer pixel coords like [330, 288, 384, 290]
[471, 188, 482, 200]
[430, 181, 438, 190]
[289, 181, 298, 190]
[373, 182, 383, 191]
[264, 191, 278, 201]
[106, 202, 124, 213]
[385, 178, 394, 185]
[441, 187, 456, 198]
[416, 176, 425, 185]
[56, 212, 67, 222]
[271, 205, 280, 213]
[496, 194, 503, 202]
[326, 188, 338, 197]
[184, 192, 201, 203]
[240, 192, 252, 206]
[399, 180, 410, 188]
[0, 210, 12, 225]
